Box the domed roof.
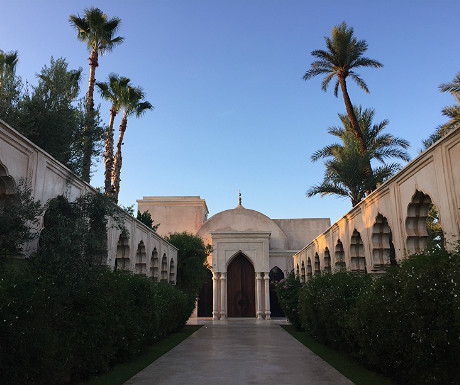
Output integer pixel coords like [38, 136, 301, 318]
[196, 204, 289, 250]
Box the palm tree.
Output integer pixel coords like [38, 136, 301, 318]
[0, 49, 19, 89]
[112, 86, 153, 203]
[423, 71, 460, 149]
[96, 74, 130, 195]
[303, 22, 383, 155]
[307, 106, 410, 206]
[69, 7, 124, 182]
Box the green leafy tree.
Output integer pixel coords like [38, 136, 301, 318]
[69, 7, 124, 182]
[275, 272, 303, 330]
[35, 192, 125, 273]
[16, 58, 94, 173]
[112, 85, 153, 202]
[137, 210, 159, 231]
[165, 232, 211, 295]
[96, 74, 130, 194]
[303, 22, 383, 155]
[307, 106, 410, 206]
[0, 178, 43, 260]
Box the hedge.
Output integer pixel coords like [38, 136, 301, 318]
[297, 247, 460, 385]
[0, 260, 195, 385]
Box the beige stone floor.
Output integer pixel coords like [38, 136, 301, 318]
[123, 318, 354, 385]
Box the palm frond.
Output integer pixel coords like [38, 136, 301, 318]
[439, 72, 460, 95]
[349, 72, 369, 93]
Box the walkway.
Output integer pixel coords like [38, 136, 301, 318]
[123, 319, 354, 385]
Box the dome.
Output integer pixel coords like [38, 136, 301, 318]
[196, 204, 289, 250]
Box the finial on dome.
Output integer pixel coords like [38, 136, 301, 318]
[238, 190, 242, 206]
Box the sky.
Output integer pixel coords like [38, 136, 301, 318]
[1, 0, 459, 223]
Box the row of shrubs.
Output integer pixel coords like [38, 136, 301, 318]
[0, 260, 195, 385]
[276, 247, 460, 385]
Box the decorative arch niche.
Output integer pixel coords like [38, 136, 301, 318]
[406, 190, 444, 252]
[323, 248, 331, 273]
[372, 214, 396, 270]
[115, 232, 130, 271]
[306, 257, 312, 280]
[161, 254, 168, 281]
[300, 261, 306, 283]
[0, 162, 14, 205]
[169, 258, 175, 284]
[314, 253, 320, 275]
[350, 230, 366, 273]
[335, 240, 346, 271]
[135, 240, 147, 275]
[150, 248, 159, 279]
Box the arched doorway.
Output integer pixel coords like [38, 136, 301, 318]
[269, 267, 284, 317]
[227, 253, 255, 317]
[197, 269, 213, 317]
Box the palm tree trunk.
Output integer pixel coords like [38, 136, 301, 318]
[338, 76, 375, 192]
[81, 49, 99, 182]
[104, 105, 117, 195]
[338, 76, 366, 154]
[112, 114, 127, 203]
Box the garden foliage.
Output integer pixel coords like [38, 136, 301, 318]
[0, 262, 193, 385]
[297, 248, 460, 385]
[275, 272, 303, 330]
[165, 232, 211, 296]
[0, 192, 196, 385]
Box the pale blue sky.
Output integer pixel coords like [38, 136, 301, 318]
[2, 0, 459, 222]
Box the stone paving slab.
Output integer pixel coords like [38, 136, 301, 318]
[123, 319, 354, 385]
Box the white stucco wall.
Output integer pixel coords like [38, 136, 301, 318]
[0, 119, 178, 282]
[294, 127, 460, 279]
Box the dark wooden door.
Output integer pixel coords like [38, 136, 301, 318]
[227, 254, 255, 317]
[197, 269, 213, 317]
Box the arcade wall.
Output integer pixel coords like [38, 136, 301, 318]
[0, 119, 177, 283]
[294, 127, 460, 280]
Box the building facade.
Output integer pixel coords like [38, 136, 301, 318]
[137, 194, 331, 319]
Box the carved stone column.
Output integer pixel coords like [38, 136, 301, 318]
[220, 272, 227, 319]
[256, 272, 263, 320]
[263, 272, 271, 320]
[212, 272, 219, 320]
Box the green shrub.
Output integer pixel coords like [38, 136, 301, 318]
[0, 260, 196, 385]
[347, 248, 460, 385]
[275, 272, 303, 329]
[165, 232, 211, 296]
[299, 271, 372, 350]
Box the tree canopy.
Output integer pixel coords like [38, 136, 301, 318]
[165, 232, 211, 296]
[307, 106, 409, 206]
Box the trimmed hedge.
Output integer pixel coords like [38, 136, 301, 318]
[299, 271, 372, 350]
[275, 272, 303, 330]
[0, 260, 195, 385]
[298, 248, 460, 385]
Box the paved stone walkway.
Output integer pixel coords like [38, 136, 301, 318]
[124, 319, 354, 385]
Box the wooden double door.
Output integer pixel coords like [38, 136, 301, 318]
[227, 253, 255, 317]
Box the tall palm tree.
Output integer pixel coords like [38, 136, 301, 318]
[307, 106, 410, 206]
[112, 86, 153, 203]
[423, 71, 460, 149]
[303, 22, 383, 155]
[96, 74, 130, 195]
[69, 7, 124, 182]
[0, 49, 19, 89]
